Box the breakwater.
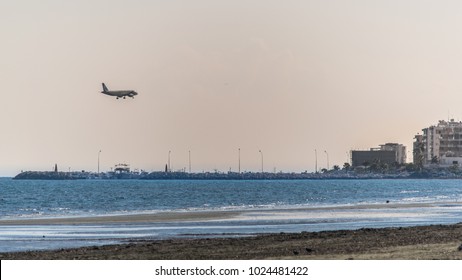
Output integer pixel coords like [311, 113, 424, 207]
[13, 170, 412, 180]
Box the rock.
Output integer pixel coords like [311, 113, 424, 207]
[305, 248, 314, 253]
[458, 244, 462, 251]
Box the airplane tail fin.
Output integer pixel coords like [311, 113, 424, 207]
[102, 83, 109, 93]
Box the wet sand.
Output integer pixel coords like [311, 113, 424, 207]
[0, 211, 238, 225]
[0, 202, 443, 225]
[2, 223, 462, 260]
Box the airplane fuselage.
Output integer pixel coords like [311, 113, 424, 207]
[102, 90, 137, 98]
[101, 83, 138, 99]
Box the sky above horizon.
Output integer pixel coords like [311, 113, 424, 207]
[2, 0, 462, 176]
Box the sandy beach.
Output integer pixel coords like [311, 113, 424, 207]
[1, 203, 462, 260]
[2, 223, 462, 260]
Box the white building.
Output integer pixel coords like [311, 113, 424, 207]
[414, 119, 462, 166]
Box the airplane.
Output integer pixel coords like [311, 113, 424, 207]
[101, 83, 138, 99]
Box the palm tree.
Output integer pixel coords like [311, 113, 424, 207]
[343, 162, 351, 171]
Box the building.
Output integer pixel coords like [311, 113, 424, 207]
[379, 143, 406, 164]
[414, 119, 462, 166]
[351, 143, 406, 167]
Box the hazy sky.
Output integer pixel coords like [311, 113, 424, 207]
[2, 0, 462, 176]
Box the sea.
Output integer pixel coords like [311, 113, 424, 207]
[1, 178, 462, 253]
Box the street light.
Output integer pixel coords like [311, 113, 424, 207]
[189, 150, 191, 173]
[324, 150, 329, 170]
[315, 149, 318, 173]
[98, 150, 101, 174]
[238, 148, 241, 173]
[259, 150, 264, 173]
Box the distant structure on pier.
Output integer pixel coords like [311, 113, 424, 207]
[351, 143, 406, 167]
[114, 163, 130, 173]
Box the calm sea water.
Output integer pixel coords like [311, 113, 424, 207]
[1, 178, 462, 252]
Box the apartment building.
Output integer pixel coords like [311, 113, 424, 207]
[414, 119, 462, 166]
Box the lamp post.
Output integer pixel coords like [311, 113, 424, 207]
[259, 150, 264, 173]
[238, 148, 241, 173]
[315, 149, 318, 173]
[189, 150, 191, 173]
[324, 150, 329, 170]
[98, 150, 101, 174]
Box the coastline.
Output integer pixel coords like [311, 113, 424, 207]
[2, 202, 462, 259]
[2, 223, 462, 260]
[0, 201, 446, 225]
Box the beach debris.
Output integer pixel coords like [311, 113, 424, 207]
[293, 249, 299, 255]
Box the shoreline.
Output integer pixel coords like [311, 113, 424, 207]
[0, 210, 239, 225]
[2, 223, 462, 260]
[0, 201, 446, 225]
[2, 202, 462, 259]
